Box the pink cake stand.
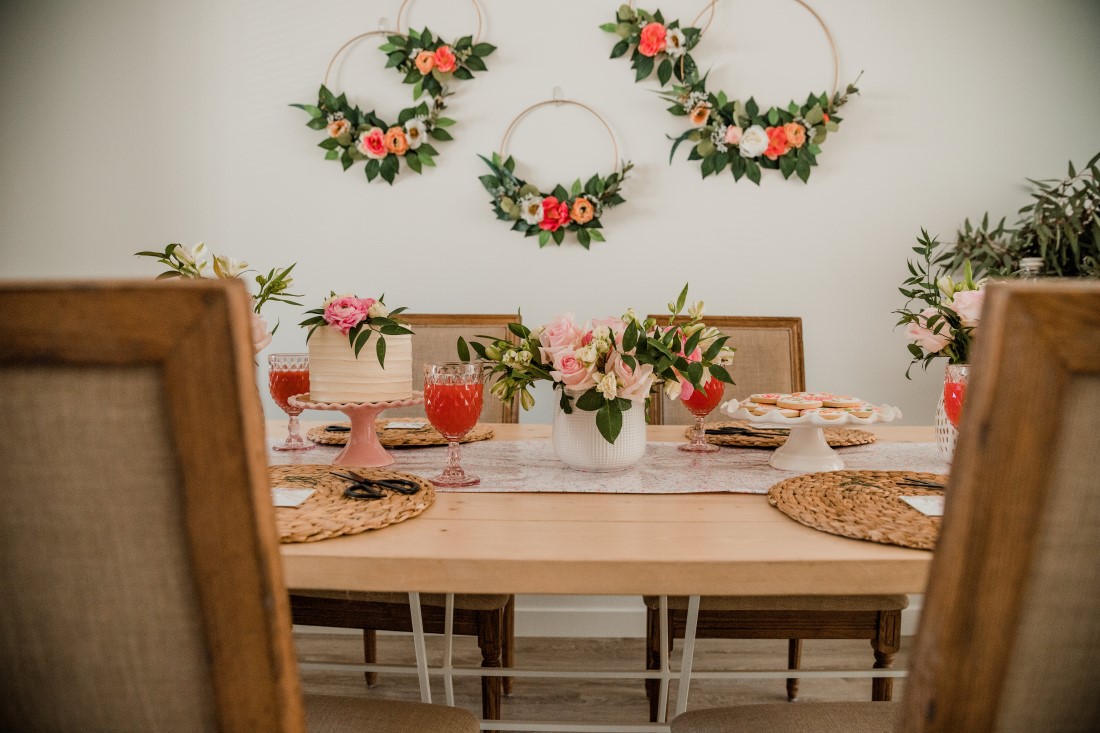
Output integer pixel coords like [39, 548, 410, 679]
[288, 391, 424, 468]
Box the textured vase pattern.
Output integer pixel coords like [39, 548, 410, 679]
[552, 400, 647, 472]
[935, 392, 958, 461]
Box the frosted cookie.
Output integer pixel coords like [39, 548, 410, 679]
[749, 403, 779, 416]
[815, 408, 848, 420]
[749, 393, 782, 404]
[823, 395, 862, 408]
[777, 394, 823, 410]
[843, 404, 878, 418]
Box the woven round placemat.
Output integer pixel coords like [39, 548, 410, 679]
[768, 470, 947, 550]
[268, 464, 435, 543]
[687, 420, 876, 449]
[307, 420, 494, 447]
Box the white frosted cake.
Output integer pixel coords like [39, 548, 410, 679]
[307, 327, 413, 403]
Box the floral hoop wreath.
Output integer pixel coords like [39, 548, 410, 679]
[291, 28, 457, 184]
[479, 98, 632, 249]
[605, 0, 861, 184]
[379, 0, 496, 101]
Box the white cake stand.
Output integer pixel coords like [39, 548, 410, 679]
[720, 401, 902, 472]
[289, 391, 424, 468]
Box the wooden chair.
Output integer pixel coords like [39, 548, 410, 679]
[0, 279, 477, 733]
[643, 315, 907, 719]
[671, 281, 1100, 731]
[290, 313, 520, 721]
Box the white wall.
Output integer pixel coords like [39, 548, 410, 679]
[3, 0, 1099, 423]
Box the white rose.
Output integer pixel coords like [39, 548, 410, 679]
[520, 195, 544, 226]
[367, 301, 389, 319]
[738, 125, 769, 158]
[665, 27, 687, 58]
[594, 337, 612, 355]
[595, 372, 618, 400]
[577, 344, 598, 365]
[404, 118, 426, 150]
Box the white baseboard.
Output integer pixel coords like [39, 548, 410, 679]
[296, 594, 923, 639]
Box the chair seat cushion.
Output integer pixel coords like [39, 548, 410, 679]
[642, 595, 909, 612]
[291, 589, 510, 611]
[305, 694, 479, 733]
[670, 701, 899, 733]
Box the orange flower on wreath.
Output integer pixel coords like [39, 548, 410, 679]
[414, 50, 435, 75]
[433, 45, 457, 73]
[783, 122, 806, 149]
[384, 127, 409, 155]
[570, 197, 595, 225]
[638, 22, 667, 57]
[689, 103, 712, 127]
[326, 118, 350, 138]
[764, 126, 789, 160]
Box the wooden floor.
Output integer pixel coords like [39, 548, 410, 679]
[296, 630, 911, 726]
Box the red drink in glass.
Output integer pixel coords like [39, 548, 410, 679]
[269, 369, 310, 413]
[424, 382, 483, 439]
[683, 377, 725, 418]
[944, 381, 966, 427]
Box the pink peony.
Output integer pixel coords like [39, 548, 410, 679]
[433, 45, 457, 73]
[638, 22, 667, 57]
[250, 312, 272, 354]
[323, 295, 370, 335]
[551, 352, 598, 391]
[539, 313, 582, 362]
[609, 353, 655, 402]
[357, 127, 387, 159]
[905, 307, 951, 353]
[539, 196, 570, 232]
[950, 289, 984, 328]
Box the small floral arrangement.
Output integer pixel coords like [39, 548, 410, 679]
[135, 242, 300, 353]
[379, 28, 496, 100]
[457, 285, 736, 443]
[663, 76, 860, 184]
[896, 230, 987, 376]
[291, 86, 453, 184]
[299, 294, 413, 367]
[601, 5, 703, 84]
[478, 153, 632, 249]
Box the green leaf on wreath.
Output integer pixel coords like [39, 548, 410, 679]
[538, 230, 551, 247]
[472, 42, 497, 56]
[577, 228, 591, 249]
[430, 128, 454, 141]
[324, 149, 339, 160]
[552, 184, 569, 200]
[571, 178, 582, 197]
[745, 159, 761, 185]
[634, 55, 654, 81]
[465, 55, 487, 72]
[552, 228, 565, 246]
[589, 229, 605, 242]
[779, 155, 796, 179]
[306, 117, 327, 130]
[610, 40, 630, 59]
[435, 117, 456, 127]
[407, 153, 422, 173]
[657, 59, 672, 85]
[340, 150, 353, 171]
[796, 158, 811, 183]
[365, 159, 380, 182]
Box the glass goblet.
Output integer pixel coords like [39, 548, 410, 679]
[679, 376, 725, 453]
[269, 353, 314, 452]
[943, 363, 970, 429]
[423, 362, 485, 487]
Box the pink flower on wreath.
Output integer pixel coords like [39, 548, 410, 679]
[950, 289, 985, 328]
[433, 45, 457, 73]
[539, 313, 582, 362]
[358, 127, 387, 159]
[323, 295, 370, 335]
[539, 196, 570, 232]
[608, 353, 655, 403]
[552, 351, 599, 392]
[905, 307, 951, 353]
[724, 125, 743, 145]
[763, 125, 789, 161]
[638, 22, 667, 57]
[326, 118, 350, 138]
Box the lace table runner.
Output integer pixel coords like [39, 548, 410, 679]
[268, 439, 948, 495]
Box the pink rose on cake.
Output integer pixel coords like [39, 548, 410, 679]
[322, 295, 370, 335]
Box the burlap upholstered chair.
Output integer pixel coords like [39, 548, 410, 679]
[643, 315, 907, 719]
[672, 282, 1100, 732]
[0, 280, 477, 733]
[291, 313, 519, 721]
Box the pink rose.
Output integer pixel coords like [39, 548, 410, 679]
[905, 307, 951, 353]
[539, 313, 581, 362]
[433, 45, 457, 73]
[539, 196, 570, 232]
[638, 22, 667, 57]
[326, 118, 350, 138]
[551, 352, 598, 391]
[357, 127, 387, 159]
[609, 353, 655, 402]
[323, 295, 370, 335]
[590, 315, 627, 339]
[950, 289, 984, 328]
[250, 312, 272, 354]
[724, 125, 743, 145]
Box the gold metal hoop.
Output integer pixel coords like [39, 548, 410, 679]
[628, 0, 718, 35]
[499, 98, 621, 175]
[323, 29, 401, 89]
[396, 0, 483, 45]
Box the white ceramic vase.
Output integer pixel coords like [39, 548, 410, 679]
[935, 392, 958, 461]
[552, 398, 647, 472]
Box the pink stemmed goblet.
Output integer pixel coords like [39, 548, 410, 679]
[679, 376, 725, 453]
[269, 353, 315, 452]
[423, 362, 484, 487]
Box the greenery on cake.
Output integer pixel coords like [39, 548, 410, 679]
[300, 294, 413, 367]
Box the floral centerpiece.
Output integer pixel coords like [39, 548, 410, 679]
[135, 242, 300, 353]
[299, 293, 412, 366]
[896, 230, 986, 376]
[458, 285, 736, 444]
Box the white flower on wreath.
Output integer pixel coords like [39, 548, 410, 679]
[738, 125, 769, 158]
[595, 371, 619, 400]
[665, 28, 687, 58]
[405, 117, 426, 150]
[520, 195, 544, 226]
[711, 125, 729, 153]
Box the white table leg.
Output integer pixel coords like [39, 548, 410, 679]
[674, 595, 701, 717]
[444, 592, 455, 707]
[408, 591, 432, 703]
[657, 595, 670, 724]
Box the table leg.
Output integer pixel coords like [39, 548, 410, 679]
[657, 595, 670, 723]
[408, 592, 432, 703]
[444, 593, 455, 707]
[675, 595, 701, 717]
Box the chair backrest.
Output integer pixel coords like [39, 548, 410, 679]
[386, 313, 521, 423]
[646, 315, 805, 425]
[0, 280, 305, 732]
[900, 281, 1100, 733]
